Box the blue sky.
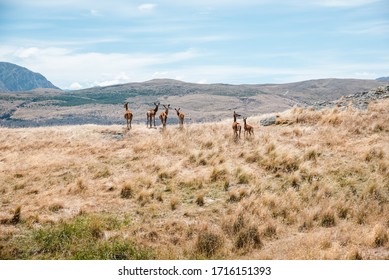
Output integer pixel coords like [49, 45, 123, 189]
[0, 0, 388, 89]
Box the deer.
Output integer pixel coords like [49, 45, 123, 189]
[243, 117, 254, 137]
[124, 102, 133, 130]
[174, 108, 185, 128]
[146, 102, 160, 128]
[232, 111, 242, 138]
[159, 104, 170, 128]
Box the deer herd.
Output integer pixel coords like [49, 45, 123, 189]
[124, 102, 253, 138]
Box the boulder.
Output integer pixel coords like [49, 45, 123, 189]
[260, 116, 277, 126]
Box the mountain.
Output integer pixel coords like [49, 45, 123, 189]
[0, 62, 60, 92]
[376, 77, 389, 82]
[75, 77, 385, 103]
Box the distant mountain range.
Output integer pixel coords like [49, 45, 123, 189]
[0, 62, 388, 127]
[0, 62, 59, 92]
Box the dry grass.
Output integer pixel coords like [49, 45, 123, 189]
[0, 99, 388, 259]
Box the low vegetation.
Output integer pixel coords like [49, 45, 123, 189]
[0, 99, 388, 259]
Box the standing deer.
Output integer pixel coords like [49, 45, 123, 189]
[124, 102, 133, 130]
[159, 104, 170, 128]
[232, 111, 242, 138]
[174, 108, 185, 128]
[146, 102, 160, 128]
[243, 117, 254, 137]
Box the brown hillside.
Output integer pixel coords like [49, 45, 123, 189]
[0, 99, 388, 259]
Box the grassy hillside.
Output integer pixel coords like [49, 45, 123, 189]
[1, 78, 386, 127]
[0, 99, 388, 259]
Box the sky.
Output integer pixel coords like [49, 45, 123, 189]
[0, 0, 388, 89]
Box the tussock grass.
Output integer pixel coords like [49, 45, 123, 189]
[1, 99, 389, 259]
[195, 228, 225, 258]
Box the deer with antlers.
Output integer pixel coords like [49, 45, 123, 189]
[146, 102, 160, 128]
[124, 102, 133, 130]
[174, 108, 185, 128]
[243, 117, 254, 137]
[159, 104, 170, 128]
[232, 111, 242, 138]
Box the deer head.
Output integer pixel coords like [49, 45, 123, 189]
[163, 104, 170, 113]
[233, 111, 241, 122]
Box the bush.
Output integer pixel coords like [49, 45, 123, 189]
[120, 184, 133, 199]
[320, 211, 336, 228]
[235, 226, 262, 250]
[196, 231, 224, 258]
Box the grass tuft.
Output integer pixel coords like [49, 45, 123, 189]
[371, 224, 388, 248]
[120, 184, 133, 199]
[195, 230, 224, 258]
[320, 210, 336, 228]
[235, 226, 262, 250]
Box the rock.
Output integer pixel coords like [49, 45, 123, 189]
[260, 116, 277, 126]
[310, 85, 389, 111]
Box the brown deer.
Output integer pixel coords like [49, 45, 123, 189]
[232, 111, 242, 138]
[124, 102, 133, 130]
[146, 102, 160, 128]
[159, 104, 170, 128]
[243, 117, 254, 137]
[174, 108, 185, 128]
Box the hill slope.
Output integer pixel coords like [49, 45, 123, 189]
[0, 62, 60, 92]
[0, 78, 387, 127]
[76, 78, 385, 104]
[377, 77, 389, 82]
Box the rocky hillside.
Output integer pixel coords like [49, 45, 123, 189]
[260, 85, 389, 126]
[376, 77, 389, 82]
[0, 62, 60, 92]
[312, 85, 389, 111]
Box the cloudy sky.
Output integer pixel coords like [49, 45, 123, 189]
[0, 0, 388, 89]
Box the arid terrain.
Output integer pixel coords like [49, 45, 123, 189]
[1, 78, 386, 127]
[0, 96, 388, 259]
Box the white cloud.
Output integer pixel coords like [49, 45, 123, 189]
[14, 47, 71, 59]
[152, 71, 169, 78]
[354, 72, 378, 79]
[340, 20, 389, 35]
[0, 45, 200, 89]
[94, 72, 131, 87]
[14, 47, 40, 58]
[90, 9, 101, 16]
[69, 82, 83, 90]
[138, 3, 157, 12]
[312, 0, 380, 7]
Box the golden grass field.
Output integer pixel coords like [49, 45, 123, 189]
[0, 99, 388, 259]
